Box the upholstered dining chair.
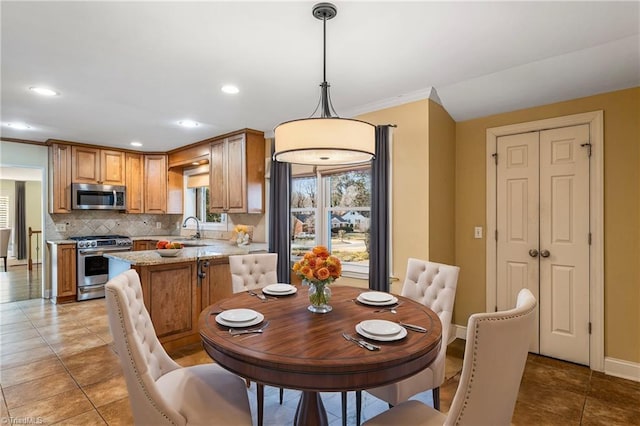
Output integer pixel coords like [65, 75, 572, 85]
[0, 228, 11, 272]
[229, 252, 278, 293]
[346, 259, 459, 425]
[106, 269, 252, 426]
[363, 288, 537, 426]
[228, 253, 283, 425]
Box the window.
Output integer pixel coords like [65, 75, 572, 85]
[183, 167, 226, 229]
[0, 196, 8, 228]
[291, 167, 371, 277]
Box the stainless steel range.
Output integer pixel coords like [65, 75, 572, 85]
[70, 235, 132, 301]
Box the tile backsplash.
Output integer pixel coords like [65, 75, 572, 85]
[45, 211, 267, 242]
[46, 211, 183, 240]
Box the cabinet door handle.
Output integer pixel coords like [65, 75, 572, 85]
[528, 249, 539, 257]
[540, 249, 551, 258]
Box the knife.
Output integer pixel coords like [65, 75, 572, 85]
[398, 322, 427, 333]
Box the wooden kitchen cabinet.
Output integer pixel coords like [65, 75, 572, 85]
[50, 243, 77, 304]
[200, 258, 233, 311]
[134, 262, 199, 350]
[49, 143, 73, 213]
[133, 240, 158, 251]
[209, 130, 265, 213]
[144, 154, 167, 214]
[72, 146, 125, 185]
[125, 152, 144, 213]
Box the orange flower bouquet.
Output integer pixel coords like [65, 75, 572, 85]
[293, 245, 341, 313]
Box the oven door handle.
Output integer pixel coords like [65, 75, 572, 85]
[78, 248, 132, 256]
[78, 284, 105, 293]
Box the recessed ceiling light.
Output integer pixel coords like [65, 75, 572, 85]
[130, 141, 143, 147]
[29, 86, 59, 96]
[221, 85, 239, 94]
[4, 122, 32, 130]
[178, 120, 199, 128]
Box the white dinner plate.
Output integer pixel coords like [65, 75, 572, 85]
[356, 322, 407, 342]
[219, 309, 258, 323]
[359, 319, 403, 336]
[359, 291, 394, 303]
[216, 311, 265, 328]
[263, 283, 296, 294]
[356, 294, 399, 306]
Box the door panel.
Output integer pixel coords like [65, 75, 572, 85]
[539, 124, 590, 365]
[496, 132, 540, 352]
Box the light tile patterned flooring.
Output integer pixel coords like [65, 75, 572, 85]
[1, 295, 639, 424]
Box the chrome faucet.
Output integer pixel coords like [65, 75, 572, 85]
[182, 216, 201, 239]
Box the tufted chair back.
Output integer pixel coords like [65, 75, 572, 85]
[446, 288, 536, 425]
[401, 259, 459, 383]
[106, 269, 185, 425]
[362, 289, 536, 426]
[365, 258, 459, 410]
[229, 253, 278, 293]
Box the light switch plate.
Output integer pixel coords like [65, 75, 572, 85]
[474, 226, 483, 239]
[56, 223, 66, 232]
[156, 222, 162, 229]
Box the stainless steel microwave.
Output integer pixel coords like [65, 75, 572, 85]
[72, 183, 126, 210]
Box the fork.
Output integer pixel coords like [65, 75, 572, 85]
[229, 321, 270, 336]
[247, 290, 267, 301]
[373, 303, 401, 314]
[342, 333, 380, 351]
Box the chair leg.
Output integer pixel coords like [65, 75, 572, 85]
[279, 387, 284, 404]
[257, 383, 264, 426]
[432, 387, 440, 411]
[341, 392, 347, 426]
[2, 257, 6, 272]
[356, 390, 362, 426]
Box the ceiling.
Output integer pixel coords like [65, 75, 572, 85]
[1, 1, 638, 152]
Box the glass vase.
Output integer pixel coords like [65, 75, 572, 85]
[306, 280, 332, 313]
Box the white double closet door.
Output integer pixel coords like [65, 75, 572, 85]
[496, 124, 590, 365]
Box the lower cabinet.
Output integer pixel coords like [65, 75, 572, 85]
[200, 258, 233, 311]
[49, 243, 77, 304]
[133, 240, 158, 251]
[133, 257, 233, 350]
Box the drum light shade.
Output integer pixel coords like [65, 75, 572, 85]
[274, 117, 375, 166]
[273, 2, 375, 166]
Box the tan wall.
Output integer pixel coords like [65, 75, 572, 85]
[454, 87, 640, 363]
[357, 100, 430, 290]
[428, 100, 456, 265]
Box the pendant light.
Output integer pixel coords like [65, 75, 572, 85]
[274, 2, 375, 166]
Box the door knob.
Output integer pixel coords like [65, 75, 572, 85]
[540, 249, 551, 258]
[528, 249, 539, 258]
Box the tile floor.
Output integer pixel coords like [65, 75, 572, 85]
[1, 296, 639, 425]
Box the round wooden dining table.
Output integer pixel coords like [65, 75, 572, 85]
[199, 285, 442, 426]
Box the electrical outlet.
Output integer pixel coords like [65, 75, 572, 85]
[56, 223, 66, 232]
[474, 226, 483, 239]
[156, 222, 162, 229]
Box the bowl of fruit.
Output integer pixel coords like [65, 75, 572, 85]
[156, 241, 185, 257]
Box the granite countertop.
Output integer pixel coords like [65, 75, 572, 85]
[104, 241, 268, 266]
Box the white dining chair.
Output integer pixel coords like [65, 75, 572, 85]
[363, 288, 537, 426]
[365, 259, 460, 410]
[228, 252, 283, 425]
[0, 228, 11, 272]
[106, 269, 252, 426]
[229, 252, 278, 293]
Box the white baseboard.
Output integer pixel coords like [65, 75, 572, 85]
[604, 357, 640, 383]
[452, 324, 467, 342]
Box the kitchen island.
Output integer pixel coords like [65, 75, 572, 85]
[105, 243, 263, 350]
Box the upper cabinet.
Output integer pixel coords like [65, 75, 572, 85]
[72, 146, 125, 185]
[210, 130, 265, 214]
[125, 152, 144, 213]
[49, 143, 73, 213]
[144, 154, 167, 214]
